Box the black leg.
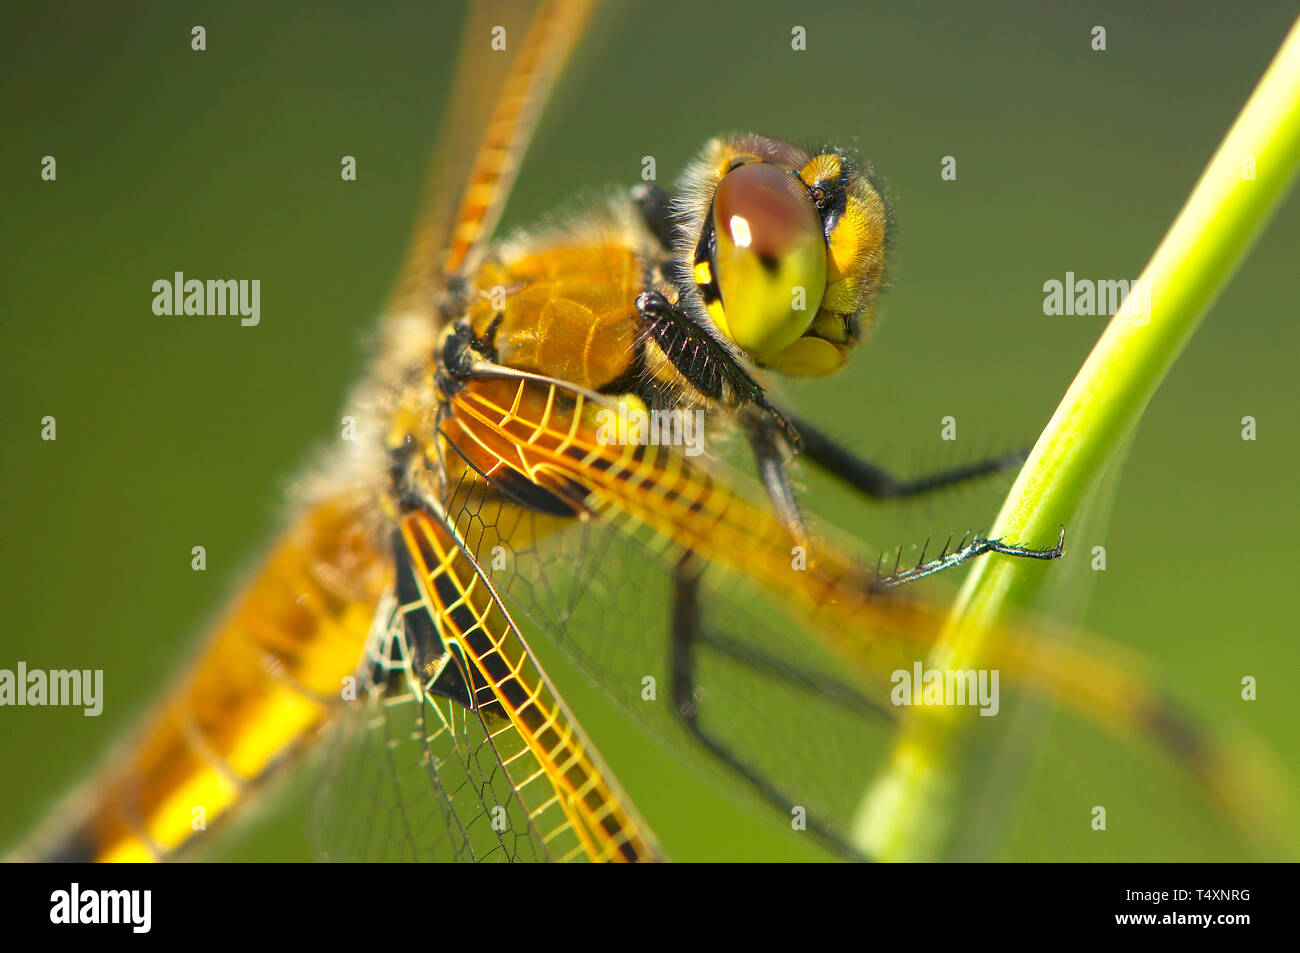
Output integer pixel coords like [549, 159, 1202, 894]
[747, 411, 809, 546]
[670, 553, 871, 861]
[787, 411, 1028, 501]
[635, 290, 800, 450]
[747, 408, 1061, 589]
[702, 628, 895, 723]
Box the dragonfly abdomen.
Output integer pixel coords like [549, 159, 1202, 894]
[20, 501, 389, 862]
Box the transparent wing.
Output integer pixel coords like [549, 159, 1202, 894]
[439, 401, 911, 853]
[445, 468, 900, 853]
[312, 590, 550, 862]
[312, 506, 661, 863]
[436, 374, 1291, 854]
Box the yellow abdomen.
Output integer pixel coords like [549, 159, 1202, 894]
[24, 501, 389, 862]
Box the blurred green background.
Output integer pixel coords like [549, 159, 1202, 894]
[2, 0, 1297, 862]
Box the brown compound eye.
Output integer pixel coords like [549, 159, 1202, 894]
[715, 163, 820, 265]
[708, 162, 827, 357]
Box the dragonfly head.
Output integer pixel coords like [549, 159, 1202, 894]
[678, 134, 891, 376]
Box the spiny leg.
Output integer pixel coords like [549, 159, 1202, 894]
[871, 526, 1066, 592]
[631, 275, 1047, 594]
[747, 407, 1051, 587]
[670, 553, 870, 861]
[635, 290, 800, 449]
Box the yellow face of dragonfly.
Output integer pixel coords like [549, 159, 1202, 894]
[681, 134, 891, 376]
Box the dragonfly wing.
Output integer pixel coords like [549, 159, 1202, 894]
[312, 590, 548, 861]
[388, 0, 599, 320]
[439, 448, 903, 855]
[438, 375, 1292, 854]
[312, 505, 662, 862]
[436, 382, 920, 852]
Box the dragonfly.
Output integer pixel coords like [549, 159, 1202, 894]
[15, 0, 1290, 863]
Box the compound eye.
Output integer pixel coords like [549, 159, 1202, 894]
[711, 162, 827, 357]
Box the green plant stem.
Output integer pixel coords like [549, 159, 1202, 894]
[856, 16, 1300, 861]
